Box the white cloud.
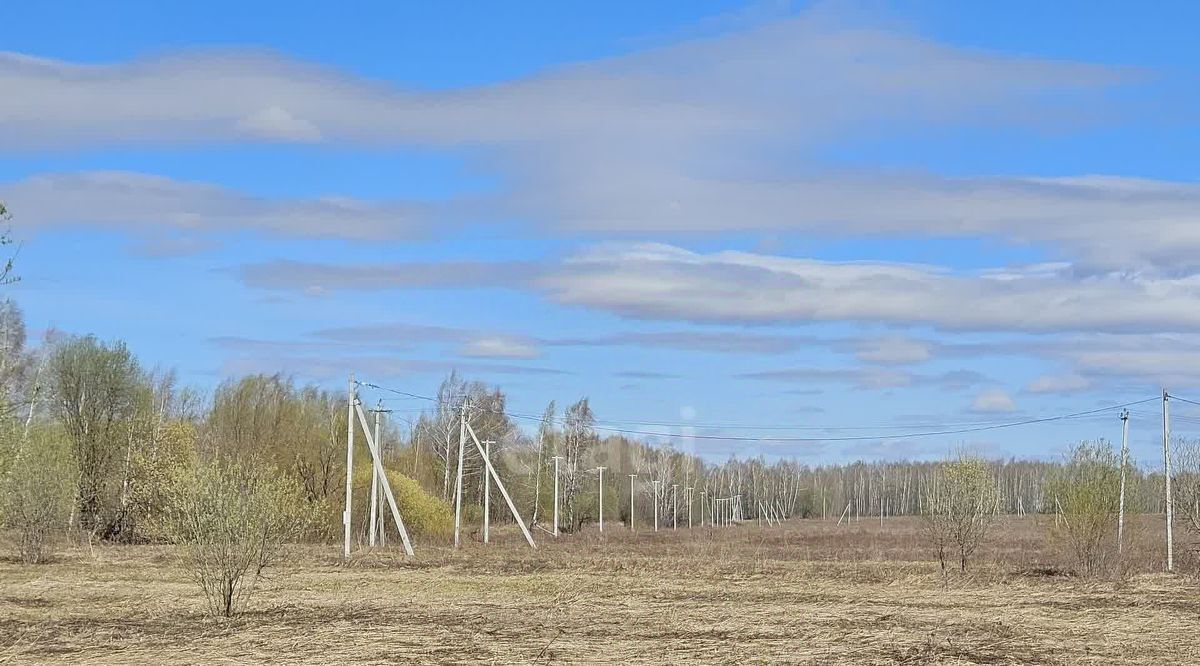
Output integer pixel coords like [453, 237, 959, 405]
[1026, 373, 1092, 394]
[459, 337, 541, 360]
[856, 336, 933, 365]
[538, 243, 1200, 333]
[512, 173, 1200, 273]
[0, 171, 430, 240]
[239, 259, 535, 291]
[235, 105, 321, 141]
[5, 13, 1193, 272]
[970, 389, 1017, 413]
[0, 14, 1119, 150]
[237, 243, 1200, 335]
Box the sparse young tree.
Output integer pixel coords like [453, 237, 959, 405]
[1047, 441, 1122, 577]
[922, 455, 998, 572]
[0, 426, 74, 563]
[159, 454, 312, 617]
[1174, 439, 1200, 548]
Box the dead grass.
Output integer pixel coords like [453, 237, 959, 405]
[1, 517, 1198, 664]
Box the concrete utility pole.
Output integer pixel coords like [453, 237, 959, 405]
[653, 480, 660, 532]
[453, 400, 467, 549]
[1118, 409, 1130, 554]
[686, 487, 693, 528]
[629, 474, 637, 531]
[353, 401, 415, 557]
[672, 484, 678, 530]
[597, 467, 606, 532]
[343, 376, 356, 561]
[1164, 389, 1174, 572]
[700, 490, 707, 526]
[369, 406, 381, 547]
[482, 439, 495, 544]
[552, 456, 563, 537]
[377, 407, 388, 547]
[464, 422, 537, 549]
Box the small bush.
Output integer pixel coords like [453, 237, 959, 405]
[0, 429, 75, 563]
[1047, 441, 1121, 578]
[159, 454, 313, 617]
[922, 456, 997, 573]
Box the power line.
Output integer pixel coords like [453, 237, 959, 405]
[1167, 394, 1200, 408]
[359, 381, 1128, 433]
[356, 380, 1157, 444]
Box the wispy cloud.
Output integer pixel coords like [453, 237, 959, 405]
[2, 171, 433, 240]
[970, 389, 1018, 414]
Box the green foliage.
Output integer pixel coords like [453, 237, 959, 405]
[923, 456, 998, 572]
[1047, 441, 1121, 577]
[0, 426, 75, 563]
[126, 420, 198, 542]
[207, 375, 348, 506]
[351, 465, 454, 542]
[50, 335, 142, 535]
[158, 454, 315, 617]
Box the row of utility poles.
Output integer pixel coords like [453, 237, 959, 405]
[539, 464, 743, 538]
[343, 376, 748, 561]
[344, 378, 1185, 576]
[1116, 389, 1175, 572]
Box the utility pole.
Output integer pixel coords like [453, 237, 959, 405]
[482, 439, 495, 544]
[686, 487, 693, 528]
[1163, 389, 1174, 572]
[343, 376, 356, 561]
[672, 484, 678, 530]
[597, 467, 606, 532]
[453, 400, 467, 549]
[377, 406, 388, 547]
[628, 474, 637, 531]
[369, 406, 381, 547]
[700, 490, 707, 526]
[653, 480, 660, 532]
[1118, 409, 1130, 554]
[552, 456, 563, 537]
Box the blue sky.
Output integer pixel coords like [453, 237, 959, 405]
[5, 1, 1200, 463]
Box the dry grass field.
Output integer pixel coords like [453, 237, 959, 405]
[2, 517, 1198, 665]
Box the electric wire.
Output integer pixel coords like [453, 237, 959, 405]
[356, 381, 1159, 444]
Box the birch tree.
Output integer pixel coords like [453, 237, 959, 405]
[50, 336, 141, 535]
[561, 398, 595, 531]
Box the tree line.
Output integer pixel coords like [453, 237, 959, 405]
[3, 301, 1199, 612]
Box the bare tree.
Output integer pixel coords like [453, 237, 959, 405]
[923, 455, 997, 572]
[530, 400, 555, 525]
[1174, 439, 1200, 548]
[561, 398, 595, 531]
[0, 300, 28, 417]
[0, 202, 16, 286]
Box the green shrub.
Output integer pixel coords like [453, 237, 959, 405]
[352, 465, 454, 542]
[158, 454, 314, 617]
[0, 427, 75, 563]
[1047, 441, 1121, 577]
[922, 456, 998, 573]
